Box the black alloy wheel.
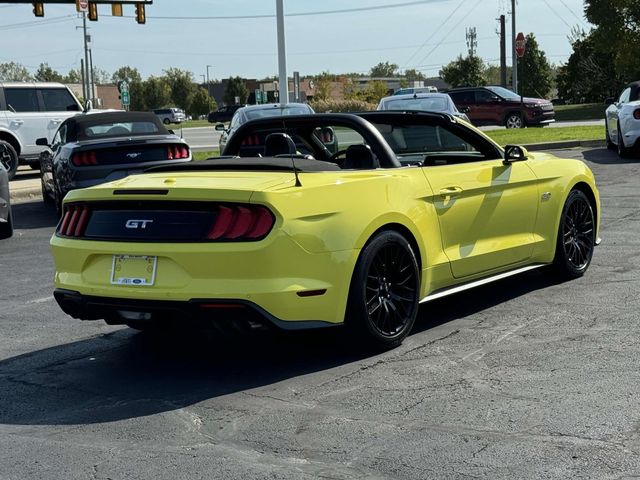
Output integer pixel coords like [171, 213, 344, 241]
[0, 140, 19, 181]
[553, 189, 595, 279]
[347, 231, 420, 349]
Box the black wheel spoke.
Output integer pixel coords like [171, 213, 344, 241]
[562, 195, 594, 270]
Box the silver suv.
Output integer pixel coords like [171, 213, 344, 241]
[0, 82, 82, 179]
[153, 107, 186, 125]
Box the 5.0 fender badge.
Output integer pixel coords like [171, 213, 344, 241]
[541, 192, 552, 201]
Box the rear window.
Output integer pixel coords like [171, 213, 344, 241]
[244, 106, 312, 121]
[79, 121, 164, 140]
[382, 97, 448, 111]
[4, 88, 39, 112]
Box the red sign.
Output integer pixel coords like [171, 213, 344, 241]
[515, 32, 526, 58]
[78, 0, 88, 12]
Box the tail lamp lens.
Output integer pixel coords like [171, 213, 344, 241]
[168, 144, 189, 159]
[634, 109, 640, 120]
[57, 205, 91, 237]
[72, 151, 98, 166]
[207, 205, 274, 240]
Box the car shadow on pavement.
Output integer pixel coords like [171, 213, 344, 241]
[12, 201, 58, 230]
[0, 269, 562, 427]
[582, 148, 636, 165]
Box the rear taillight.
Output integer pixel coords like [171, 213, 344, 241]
[168, 144, 189, 160]
[57, 205, 92, 237]
[634, 109, 640, 120]
[206, 205, 274, 241]
[241, 135, 261, 146]
[71, 151, 97, 167]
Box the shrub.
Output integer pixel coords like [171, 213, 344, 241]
[310, 99, 376, 113]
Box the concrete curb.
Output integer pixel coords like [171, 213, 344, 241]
[9, 140, 607, 203]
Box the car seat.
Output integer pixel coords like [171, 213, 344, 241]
[264, 133, 296, 157]
[342, 144, 379, 169]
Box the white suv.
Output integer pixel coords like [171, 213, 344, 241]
[0, 82, 83, 179]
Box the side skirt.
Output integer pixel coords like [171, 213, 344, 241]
[420, 263, 546, 303]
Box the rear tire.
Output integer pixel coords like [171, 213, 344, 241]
[346, 231, 420, 350]
[163, 118, 170, 125]
[41, 176, 53, 205]
[605, 122, 615, 150]
[617, 126, 632, 158]
[552, 190, 595, 279]
[0, 141, 19, 181]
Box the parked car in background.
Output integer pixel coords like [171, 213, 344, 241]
[153, 107, 186, 125]
[216, 103, 315, 151]
[377, 92, 470, 122]
[393, 86, 438, 95]
[39, 111, 192, 215]
[605, 81, 640, 158]
[50, 111, 599, 349]
[446, 86, 555, 128]
[0, 82, 83, 179]
[0, 156, 12, 239]
[207, 105, 244, 123]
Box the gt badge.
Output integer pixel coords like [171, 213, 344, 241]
[125, 219, 154, 229]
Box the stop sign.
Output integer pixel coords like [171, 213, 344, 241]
[515, 32, 526, 58]
[78, 0, 88, 11]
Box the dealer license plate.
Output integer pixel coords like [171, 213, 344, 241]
[110, 255, 157, 286]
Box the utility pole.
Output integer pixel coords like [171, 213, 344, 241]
[275, 0, 288, 105]
[466, 27, 477, 56]
[89, 48, 95, 105]
[511, 0, 517, 93]
[82, 11, 91, 105]
[499, 15, 507, 87]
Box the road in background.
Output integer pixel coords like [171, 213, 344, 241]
[2, 148, 640, 479]
[178, 126, 221, 152]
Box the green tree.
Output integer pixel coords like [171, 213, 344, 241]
[111, 66, 142, 85]
[556, 30, 622, 102]
[439, 55, 486, 87]
[35, 63, 63, 82]
[485, 64, 512, 86]
[369, 61, 398, 77]
[403, 69, 426, 82]
[189, 87, 217, 117]
[0, 62, 32, 81]
[312, 71, 334, 101]
[223, 76, 248, 105]
[345, 80, 390, 104]
[585, 0, 640, 81]
[142, 76, 171, 110]
[163, 67, 195, 110]
[516, 33, 552, 98]
[63, 68, 82, 83]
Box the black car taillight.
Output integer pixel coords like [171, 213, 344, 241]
[58, 205, 92, 237]
[72, 151, 97, 166]
[206, 205, 274, 241]
[168, 144, 189, 159]
[241, 135, 261, 146]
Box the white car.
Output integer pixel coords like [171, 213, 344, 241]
[0, 82, 83, 179]
[377, 92, 470, 123]
[605, 81, 640, 158]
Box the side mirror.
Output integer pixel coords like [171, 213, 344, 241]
[215, 123, 227, 131]
[605, 97, 615, 106]
[503, 145, 529, 164]
[35, 137, 50, 147]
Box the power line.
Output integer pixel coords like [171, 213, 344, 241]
[0, 15, 75, 31]
[541, 0, 572, 29]
[557, 0, 588, 27]
[403, 0, 467, 67]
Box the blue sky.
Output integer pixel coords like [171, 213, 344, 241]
[0, 0, 591, 80]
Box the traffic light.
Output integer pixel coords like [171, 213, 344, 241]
[135, 3, 146, 24]
[32, 2, 44, 17]
[111, 3, 123, 17]
[88, 2, 98, 21]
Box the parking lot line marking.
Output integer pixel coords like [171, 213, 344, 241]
[26, 296, 54, 305]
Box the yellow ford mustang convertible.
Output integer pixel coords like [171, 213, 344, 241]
[51, 112, 600, 349]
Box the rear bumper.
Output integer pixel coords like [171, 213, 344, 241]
[54, 288, 336, 331]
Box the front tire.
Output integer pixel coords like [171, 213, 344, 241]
[346, 231, 420, 350]
[0, 141, 19, 181]
[0, 207, 13, 240]
[552, 190, 595, 279]
[505, 112, 523, 129]
[163, 118, 170, 125]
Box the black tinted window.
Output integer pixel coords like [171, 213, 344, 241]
[449, 91, 474, 103]
[5, 88, 39, 112]
[40, 88, 80, 112]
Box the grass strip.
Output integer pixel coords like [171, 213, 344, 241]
[554, 103, 605, 122]
[485, 125, 604, 146]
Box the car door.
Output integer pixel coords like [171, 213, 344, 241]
[37, 87, 82, 143]
[607, 87, 629, 141]
[474, 89, 503, 124]
[419, 125, 538, 279]
[3, 87, 47, 156]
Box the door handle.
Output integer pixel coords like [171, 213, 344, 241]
[50, 119, 62, 124]
[439, 186, 463, 197]
[12, 120, 24, 125]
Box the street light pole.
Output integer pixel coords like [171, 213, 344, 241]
[275, 0, 288, 105]
[511, 0, 517, 94]
[206, 65, 212, 84]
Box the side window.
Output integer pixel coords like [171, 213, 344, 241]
[5, 88, 39, 112]
[40, 88, 80, 112]
[619, 88, 631, 104]
[51, 125, 66, 150]
[449, 91, 474, 104]
[475, 90, 499, 103]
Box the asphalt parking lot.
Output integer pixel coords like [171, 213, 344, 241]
[1, 146, 639, 479]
